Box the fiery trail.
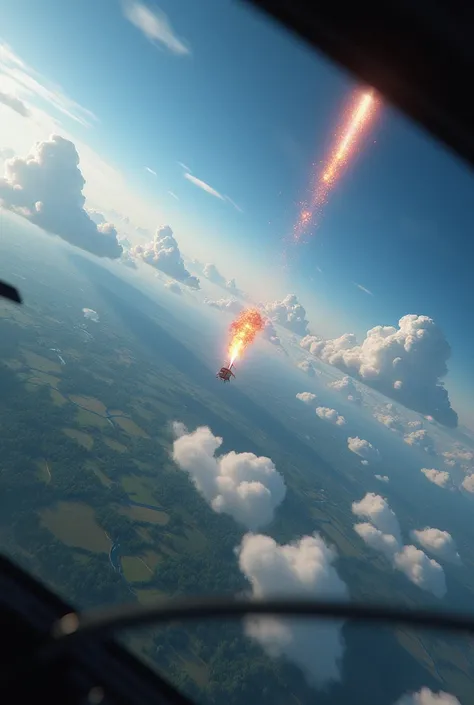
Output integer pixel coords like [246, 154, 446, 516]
[228, 308, 264, 366]
[293, 88, 379, 243]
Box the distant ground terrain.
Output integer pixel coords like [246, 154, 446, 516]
[1, 233, 474, 705]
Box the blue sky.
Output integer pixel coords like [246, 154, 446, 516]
[1, 0, 474, 425]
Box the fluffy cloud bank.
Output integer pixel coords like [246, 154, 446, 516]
[0, 136, 122, 258]
[394, 688, 460, 705]
[172, 425, 286, 529]
[237, 532, 348, 688]
[316, 407, 346, 426]
[132, 226, 200, 288]
[263, 294, 309, 335]
[352, 493, 446, 598]
[347, 437, 380, 462]
[301, 316, 457, 427]
[411, 528, 461, 565]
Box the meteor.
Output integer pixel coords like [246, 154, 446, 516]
[293, 87, 379, 243]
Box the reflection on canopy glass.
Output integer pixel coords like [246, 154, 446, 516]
[0, 0, 474, 704]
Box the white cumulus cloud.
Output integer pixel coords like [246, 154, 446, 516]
[296, 392, 317, 405]
[393, 545, 446, 598]
[404, 430, 435, 454]
[347, 437, 380, 462]
[316, 407, 346, 426]
[204, 297, 242, 315]
[263, 294, 309, 335]
[411, 528, 461, 565]
[352, 493, 446, 598]
[393, 687, 460, 705]
[298, 360, 315, 377]
[172, 425, 286, 530]
[132, 225, 200, 288]
[0, 136, 122, 258]
[122, 0, 190, 55]
[375, 474, 390, 483]
[352, 492, 401, 543]
[373, 412, 403, 432]
[237, 532, 348, 688]
[462, 474, 474, 494]
[327, 374, 362, 403]
[300, 315, 457, 427]
[354, 522, 399, 560]
[421, 468, 450, 488]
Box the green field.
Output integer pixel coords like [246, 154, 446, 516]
[121, 475, 160, 506]
[40, 502, 111, 553]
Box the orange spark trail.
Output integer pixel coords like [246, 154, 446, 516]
[293, 88, 379, 243]
[228, 308, 264, 366]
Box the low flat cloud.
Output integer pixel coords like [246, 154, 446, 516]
[237, 532, 348, 688]
[0, 136, 122, 258]
[122, 0, 190, 55]
[172, 424, 286, 530]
